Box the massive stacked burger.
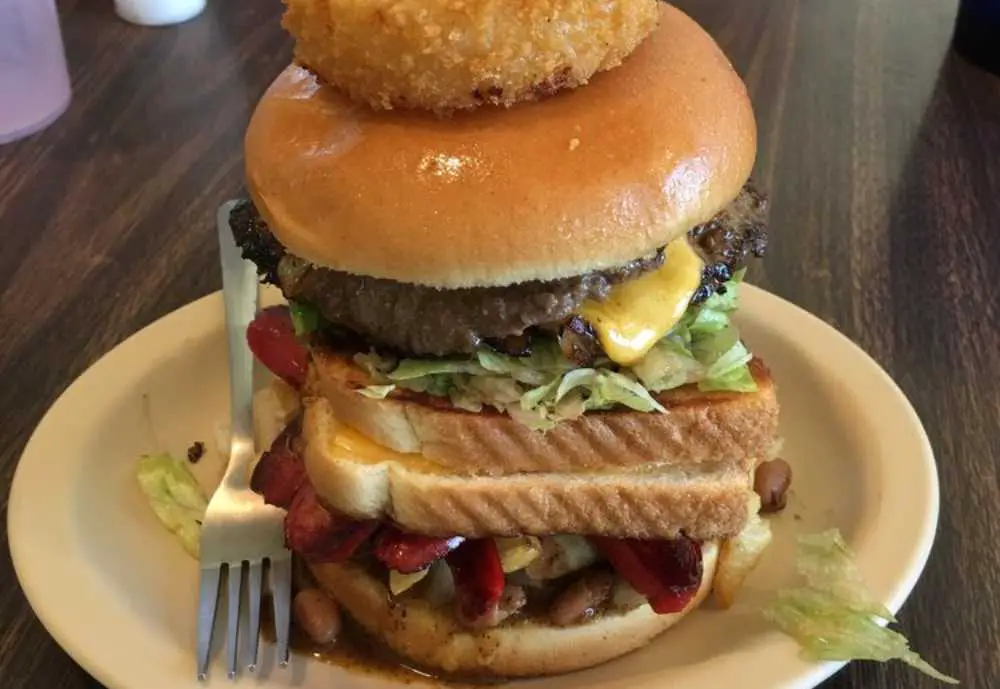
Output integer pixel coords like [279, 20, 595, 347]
[232, 1, 786, 678]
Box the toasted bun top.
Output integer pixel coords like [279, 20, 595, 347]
[245, 3, 756, 288]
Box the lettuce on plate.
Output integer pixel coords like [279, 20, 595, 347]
[136, 453, 208, 558]
[764, 529, 958, 684]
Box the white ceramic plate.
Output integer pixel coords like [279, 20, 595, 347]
[8, 284, 939, 689]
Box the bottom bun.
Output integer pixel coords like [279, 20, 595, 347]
[309, 541, 718, 678]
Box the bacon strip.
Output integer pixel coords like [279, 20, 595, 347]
[374, 525, 464, 574]
[250, 420, 305, 509]
[251, 422, 379, 563]
[284, 483, 378, 562]
[590, 535, 703, 614]
[447, 539, 506, 625]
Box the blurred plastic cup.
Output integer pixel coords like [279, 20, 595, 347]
[0, 0, 71, 145]
[114, 0, 205, 26]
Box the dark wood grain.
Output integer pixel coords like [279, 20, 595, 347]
[1, 1, 998, 687]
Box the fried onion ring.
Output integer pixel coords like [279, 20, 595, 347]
[282, 0, 660, 112]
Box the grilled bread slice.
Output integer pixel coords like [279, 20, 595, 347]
[309, 346, 779, 477]
[301, 395, 761, 540]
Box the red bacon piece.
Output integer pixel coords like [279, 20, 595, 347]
[590, 535, 703, 614]
[249, 420, 305, 509]
[373, 526, 464, 574]
[284, 483, 378, 562]
[446, 539, 506, 624]
[246, 305, 309, 389]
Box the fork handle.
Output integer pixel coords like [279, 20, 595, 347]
[218, 201, 259, 491]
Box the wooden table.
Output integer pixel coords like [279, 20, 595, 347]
[1, 1, 997, 687]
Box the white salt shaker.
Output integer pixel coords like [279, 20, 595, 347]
[114, 0, 206, 26]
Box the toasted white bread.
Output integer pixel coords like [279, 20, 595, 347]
[302, 396, 758, 540]
[308, 541, 719, 678]
[310, 347, 779, 477]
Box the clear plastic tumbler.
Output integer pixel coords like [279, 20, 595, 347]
[0, 0, 71, 144]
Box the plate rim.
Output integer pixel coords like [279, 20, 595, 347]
[7, 284, 940, 689]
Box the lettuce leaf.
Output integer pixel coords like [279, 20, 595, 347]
[763, 530, 958, 684]
[537, 368, 666, 414]
[136, 453, 208, 558]
[476, 340, 575, 383]
[399, 374, 454, 397]
[466, 376, 524, 406]
[353, 351, 395, 382]
[389, 358, 488, 381]
[357, 384, 395, 399]
[592, 371, 667, 412]
[288, 300, 320, 337]
[700, 362, 758, 392]
[519, 376, 563, 411]
[632, 275, 757, 394]
[631, 337, 703, 390]
[701, 338, 757, 392]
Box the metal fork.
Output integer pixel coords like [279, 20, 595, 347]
[196, 201, 293, 680]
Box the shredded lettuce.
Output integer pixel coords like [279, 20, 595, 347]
[700, 338, 757, 392]
[389, 358, 488, 380]
[288, 300, 320, 337]
[475, 340, 575, 385]
[537, 368, 666, 415]
[631, 337, 703, 390]
[357, 384, 396, 399]
[635, 271, 758, 394]
[136, 453, 208, 558]
[347, 274, 757, 429]
[764, 530, 958, 684]
[354, 351, 394, 380]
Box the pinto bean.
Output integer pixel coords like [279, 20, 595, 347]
[459, 585, 527, 630]
[293, 588, 341, 646]
[550, 569, 615, 627]
[754, 458, 792, 513]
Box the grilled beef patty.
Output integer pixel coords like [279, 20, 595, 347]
[230, 185, 767, 357]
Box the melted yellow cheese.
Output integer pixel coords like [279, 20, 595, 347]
[495, 536, 542, 573]
[389, 568, 430, 595]
[328, 423, 693, 478]
[579, 239, 703, 366]
[328, 424, 447, 474]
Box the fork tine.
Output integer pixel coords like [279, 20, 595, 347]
[246, 560, 264, 672]
[197, 565, 223, 680]
[271, 557, 293, 666]
[226, 563, 244, 678]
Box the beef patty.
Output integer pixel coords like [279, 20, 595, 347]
[230, 185, 768, 357]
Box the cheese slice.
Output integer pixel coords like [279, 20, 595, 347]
[330, 423, 447, 474]
[325, 421, 696, 478]
[495, 536, 542, 573]
[331, 424, 407, 462]
[389, 568, 430, 595]
[579, 239, 703, 366]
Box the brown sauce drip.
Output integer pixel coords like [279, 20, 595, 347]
[260, 557, 628, 685]
[261, 596, 500, 687]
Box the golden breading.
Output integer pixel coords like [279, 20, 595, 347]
[283, 0, 659, 112]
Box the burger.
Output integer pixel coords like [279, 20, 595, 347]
[232, 3, 785, 678]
